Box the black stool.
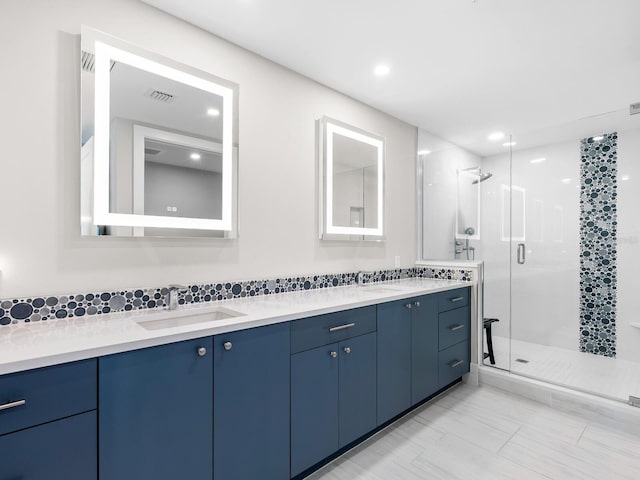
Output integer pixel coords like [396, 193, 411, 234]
[483, 318, 499, 365]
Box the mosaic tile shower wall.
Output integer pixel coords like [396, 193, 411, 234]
[0, 266, 473, 326]
[579, 132, 618, 357]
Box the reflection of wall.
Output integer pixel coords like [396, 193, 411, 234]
[145, 162, 222, 219]
[420, 130, 481, 259]
[332, 166, 378, 229]
[1, 0, 416, 298]
[333, 169, 363, 227]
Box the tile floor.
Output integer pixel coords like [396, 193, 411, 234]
[307, 383, 640, 480]
[487, 336, 640, 402]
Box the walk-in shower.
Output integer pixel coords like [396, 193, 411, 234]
[419, 107, 640, 405]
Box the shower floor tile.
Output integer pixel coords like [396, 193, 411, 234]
[485, 336, 640, 402]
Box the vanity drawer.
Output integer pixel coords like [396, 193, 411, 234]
[438, 306, 470, 351]
[291, 306, 376, 354]
[0, 359, 96, 436]
[438, 340, 470, 389]
[438, 287, 470, 312]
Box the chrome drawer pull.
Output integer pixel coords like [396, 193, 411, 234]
[0, 399, 26, 411]
[450, 296, 465, 302]
[405, 303, 412, 309]
[449, 324, 465, 331]
[449, 360, 464, 368]
[329, 323, 355, 332]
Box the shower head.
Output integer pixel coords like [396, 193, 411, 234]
[472, 172, 493, 184]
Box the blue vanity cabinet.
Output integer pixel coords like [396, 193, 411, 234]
[338, 331, 377, 448]
[213, 322, 291, 480]
[376, 299, 412, 424]
[290, 308, 377, 477]
[99, 337, 213, 480]
[291, 341, 340, 477]
[0, 411, 97, 480]
[0, 359, 97, 480]
[437, 287, 471, 389]
[411, 294, 439, 404]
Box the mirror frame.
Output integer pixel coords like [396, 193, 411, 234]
[319, 116, 385, 240]
[85, 28, 237, 232]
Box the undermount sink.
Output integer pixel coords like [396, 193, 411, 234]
[136, 307, 246, 331]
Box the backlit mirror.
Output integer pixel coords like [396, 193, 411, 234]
[81, 27, 238, 237]
[319, 117, 384, 240]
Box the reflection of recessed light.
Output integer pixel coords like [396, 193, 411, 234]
[374, 65, 390, 76]
[488, 132, 505, 141]
[561, 178, 571, 184]
[190, 153, 201, 161]
[418, 149, 431, 155]
[621, 174, 630, 181]
[592, 135, 604, 141]
[503, 141, 517, 147]
[207, 108, 220, 116]
[530, 157, 546, 164]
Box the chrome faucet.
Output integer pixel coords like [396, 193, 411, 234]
[166, 285, 187, 310]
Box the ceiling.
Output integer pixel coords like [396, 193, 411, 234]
[141, 0, 640, 156]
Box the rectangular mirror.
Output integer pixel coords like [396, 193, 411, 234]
[80, 26, 238, 237]
[319, 117, 384, 240]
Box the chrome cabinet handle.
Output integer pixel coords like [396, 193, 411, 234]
[197, 347, 207, 357]
[329, 323, 355, 332]
[330, 351, 338, 358]
[405, 303, 412, 309]
[450, 296, 464, 302]
[414, 301, 421, 307]
[449, 360, 464, 368]
[343, 347, 351, 354]
[449, 324, 465, 331]
[517, 243, 526, 264]
[223, 342, 232, 351]
[0, 399, 26, 411]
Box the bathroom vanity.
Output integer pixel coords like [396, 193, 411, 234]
[0, 280, 470, 480]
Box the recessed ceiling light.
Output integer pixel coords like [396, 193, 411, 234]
[530, 157, 546, 164]
[621, 174, 630, 181]
[207, 108, 220, 117]
[592, 135, 604, 141]
[374, 65, 390, 76]
[418, 150, 431, 155]
[503, 141, 517, 147]
[561, 178, 572, 184]
[190, 153, 201, 161]
[488, 132, 505, 141]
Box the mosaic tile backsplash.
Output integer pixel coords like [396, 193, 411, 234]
[579, 132, 618, 357]
[0, 267, 474, 326]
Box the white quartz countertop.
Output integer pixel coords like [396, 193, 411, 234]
[0, 278, 469, 375]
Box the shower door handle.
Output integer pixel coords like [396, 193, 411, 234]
[517, 243, 526, 264]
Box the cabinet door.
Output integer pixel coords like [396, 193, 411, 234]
[377, 300, 412, 425]
[291, 343, 339, 477]
[214, 323, 290, 480]
[99, 338, 213, 480]
[0, 411, 96, 480]
[339, 332, 377, 448]
[411, 294, 439, 404]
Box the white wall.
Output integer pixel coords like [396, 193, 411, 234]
[616, 128, 640, 363]
[0, 0, 416, 299]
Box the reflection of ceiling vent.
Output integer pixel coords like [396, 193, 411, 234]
[80, 51, 115, 73]
[631, 102, 640, 116]
[146, 89, 175, 103]
[144, 148, 162, 155]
